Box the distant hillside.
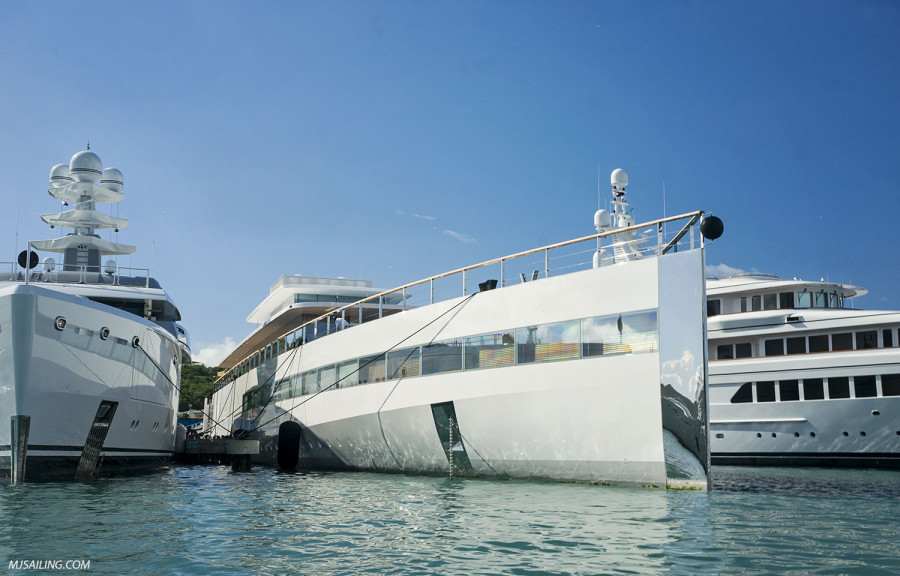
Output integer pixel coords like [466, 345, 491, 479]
[180, 363, 220, 412]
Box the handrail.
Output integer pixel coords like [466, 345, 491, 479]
[2, 259, 153, 289]
[215, 210, 705, 385]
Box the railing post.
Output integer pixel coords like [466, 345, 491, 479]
[658, 223, 663, 256]
[500, 259, 505, 288]
[430, 278, 434, 305]
[402, 287, 407, 311]
[379, 295, 383, 319]
[544, 249, 550, 278]
[463, 269, 467, 295]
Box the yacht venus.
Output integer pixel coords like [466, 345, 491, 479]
[208, 170, 722, 488]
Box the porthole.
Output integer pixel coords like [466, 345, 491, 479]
[810, 432, 816, 438]
[132, 336, 141, 348]
[715, 433, 724, 439]
[793, 432, 800, 438]
[860, 431, 867, 437]
[771, 433, 777, 438]
[100, 327, 110, 340]
[842, 431, 849, 437]
[54, 316, 67, 331]
[872, 410, 880, 416]
[756, 433, 762, 438]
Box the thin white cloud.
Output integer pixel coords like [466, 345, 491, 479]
[706, 263, 760, 278]
[443, 229, 476, 244]
[396, 208, 436, 221]
[193, 337, 237, 367]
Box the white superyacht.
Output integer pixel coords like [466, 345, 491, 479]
[209, 170, 723, 488]
[706, 275, 900, 467]
[0, 148, 189, 482]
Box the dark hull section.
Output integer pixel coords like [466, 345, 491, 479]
[0, 449, 173, 482]
[712, 452, 900, 469]
[253, 425, 352, 473]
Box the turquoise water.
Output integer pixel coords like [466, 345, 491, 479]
[1, 466, 898, 575]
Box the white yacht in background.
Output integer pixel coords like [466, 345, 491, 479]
[208, 170, 723, 489]
[706, 275, 900, 467]
[0, 148, 189, 483]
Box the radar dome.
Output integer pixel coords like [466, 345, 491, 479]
[100, 167, 124, 192]
[104, 260, 117, 275]
[49, 164, 73, 188]
[610, 168, 628, 188]
[594, 208, 610, 231]
[69, 150, 103, 182]
[43, 257, 56, 272]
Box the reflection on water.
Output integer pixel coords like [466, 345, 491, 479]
[0, 466, 898, 575]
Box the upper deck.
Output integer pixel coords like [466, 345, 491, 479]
[214, 206, 715, 391]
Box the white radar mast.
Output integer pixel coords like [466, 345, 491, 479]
[592, 168, 644, 268]
[32, 148, 135, 273]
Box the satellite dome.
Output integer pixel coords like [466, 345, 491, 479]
[100, 167, 124, 192]
[611, 168, 628, 188]
[49, 164, 73, 188]
[69, 150, 103, 182]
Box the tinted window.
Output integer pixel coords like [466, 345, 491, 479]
[741, 297, 748, 312]
[883, 374, 900, 397]
[780, 380, 800, 401]
[707, 299, 721, 317]
[804, 378, 824, 400]
[797, 292, 811, 308]
[359, 353, 386, 384]
[717, 344, 734, 360]
[856, 331, 877, 350]
[519, 320, 580, 364]
[465, 332, 515, 369]
[752, 295, 762, 311]
[764, 339, 784, 356]
[828, 377, 850, 399]
[809, 335, 829, 353]
[832, 333, 852, 351]
[757, 381, 776, 402]
[730, 382, 753, 403]
[884, 329, 894, 348]
[780, 292, 795, 309]
[387, 347, 420, 379]
[422, 340, 463, 375]
[854, 375, 877, 398]
[786, 337, 806, 355]
[764, 294, 778, 310]
[735, 342, 752, 358]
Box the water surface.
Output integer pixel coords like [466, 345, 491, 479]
[1, 465, 897, 575]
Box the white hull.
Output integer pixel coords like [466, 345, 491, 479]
[709, 348, 900, 467]
[0, 284, 180, 480]
[212, 249, 710, 488]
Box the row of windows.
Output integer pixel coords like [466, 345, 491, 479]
[707, 290, 844, 317]
[729, 374, 900, 404]
[247, 310, 659, 406]
[716, 327, 897, 360]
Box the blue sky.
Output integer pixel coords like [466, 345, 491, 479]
[2, 1, 898, 366]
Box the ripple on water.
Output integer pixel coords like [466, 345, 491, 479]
[0, 465, 897, 575]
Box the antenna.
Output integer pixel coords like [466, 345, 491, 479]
[14, 180, 21, 265]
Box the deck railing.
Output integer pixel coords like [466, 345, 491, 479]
[0, 260, 153, 288]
